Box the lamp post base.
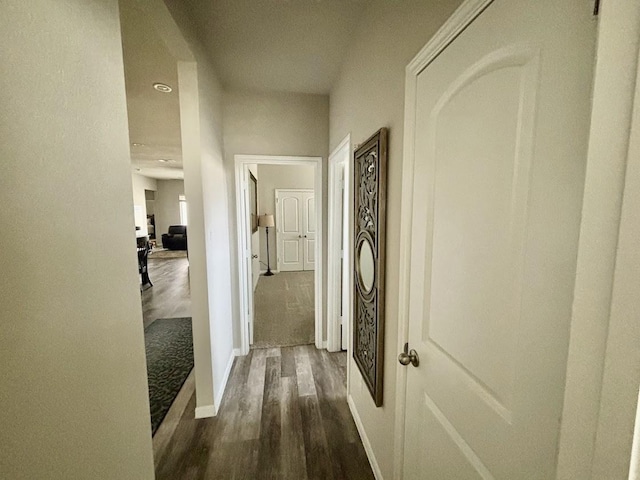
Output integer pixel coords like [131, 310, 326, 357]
[264, 270, 275, 276]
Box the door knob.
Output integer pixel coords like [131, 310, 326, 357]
[298, 235, 302, 238]
[398, 343, 419, 367]
[252, 254, 258, 259]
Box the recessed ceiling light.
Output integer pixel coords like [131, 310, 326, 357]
[153, 83, 172, 93]
[132, 143, 145, 147]
[158, 159, 168, 163]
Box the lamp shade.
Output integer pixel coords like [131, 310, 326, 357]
[258, 214, 275, 228]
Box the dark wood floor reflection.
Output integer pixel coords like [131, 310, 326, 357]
[153, 346, 375, 480]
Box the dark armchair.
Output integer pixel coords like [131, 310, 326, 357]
[162, 225, 188, 251]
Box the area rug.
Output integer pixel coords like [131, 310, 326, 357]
[144, 317, 194, 435]
[148, 249, 188, 259]
[252, 271, 315, 348]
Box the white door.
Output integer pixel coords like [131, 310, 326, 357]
[402, 1, 596, 479]
[277, 189, 315, 272]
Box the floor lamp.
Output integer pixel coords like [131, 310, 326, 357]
[259, 214, 275, 276]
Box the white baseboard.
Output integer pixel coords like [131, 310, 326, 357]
[214, 350, 236, 412]
[348, 394, 384, 480]
[195, 350, 237, 419]
[233, 348, 244, 356]
[194, 405, 216, 419]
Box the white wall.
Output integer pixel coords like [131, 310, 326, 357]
[132, 173, 158, 236]
[223, 89, 329, 347]
[0, 1, 155, 478]
[163, 0, 236, 415]
[257, 164, 315, 268]
[329, 1, 463, 477]
[155, 179, 184, 245]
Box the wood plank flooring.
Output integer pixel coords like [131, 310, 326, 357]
[153, 346, 375, 480]
[142, 257, 191, 328]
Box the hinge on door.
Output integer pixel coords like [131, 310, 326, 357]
[593, 0, 600, 16]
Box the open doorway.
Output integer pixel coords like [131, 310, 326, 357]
[235, 155, 323, 354]
[119, 0, 194, 444]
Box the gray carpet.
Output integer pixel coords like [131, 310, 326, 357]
[253, 271, 315, 348]
[144, 317, 194, 435]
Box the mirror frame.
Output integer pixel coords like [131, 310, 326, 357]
[353, 128, 387, 407]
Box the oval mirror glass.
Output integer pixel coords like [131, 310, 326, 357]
[358, 239, 375, 293]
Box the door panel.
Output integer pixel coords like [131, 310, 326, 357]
[281, 197, 300, 234]
[281, 239, 300, 265]
[306, 196, 316, 233]
[403, 1, 596, 479]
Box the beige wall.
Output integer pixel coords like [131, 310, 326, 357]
[257, 164, 315, 268]
[223, 89, 329, 346]
[329, 0, 463, 477]
[0, 0, 155, 477]
[155, 179, 184, 245]
[132, 173, 158, 237]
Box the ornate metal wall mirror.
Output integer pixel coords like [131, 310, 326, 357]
[353, 128, 387, 407]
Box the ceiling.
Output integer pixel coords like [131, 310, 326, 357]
[120, 2, 184, 180]
[118, 0, 371, 181]
[181, 0, 372, 94]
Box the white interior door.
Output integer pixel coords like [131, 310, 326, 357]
[277, 189, 314, 272]
[402, 1, 596, 478]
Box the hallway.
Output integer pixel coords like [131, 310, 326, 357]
[153, 345, 374, 479]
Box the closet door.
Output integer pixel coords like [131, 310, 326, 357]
[276, 190, 315, 272]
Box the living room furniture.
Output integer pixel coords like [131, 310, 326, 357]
[137, 236, 153, 288]
[162, 225, 188, 251]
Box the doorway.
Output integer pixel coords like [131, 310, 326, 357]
[235, 155, 323, 355]
[327, 134, 351, 352]
[118, 0, 205, 456]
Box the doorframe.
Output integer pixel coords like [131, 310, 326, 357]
[394, 0, 640, 478]
[234, 154, 324, 355]
[275, 188, 315, 272]
[327, 134, 351, 352]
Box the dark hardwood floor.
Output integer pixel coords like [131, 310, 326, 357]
[153, 346, 375, 480]
[142, 257, 191, 328]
